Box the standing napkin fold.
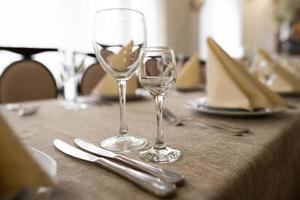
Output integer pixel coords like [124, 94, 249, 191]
[257, 49, 300, 93]
[0, 113, 53, 197]
[92, 41, 138, 96]
[92, 75, 138, 96]
[176, 54, 202, 89]
[107, 41, 133, 72]
[206, 37, 286, 110]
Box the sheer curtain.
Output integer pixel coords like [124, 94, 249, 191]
[199, 0, 243, 59]
[0, 0, 167, 83]
[0, 0, 62, 48]
[0, 0, 166, 52]
[0, 0, 244, 66]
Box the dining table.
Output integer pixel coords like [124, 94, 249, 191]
[2, 91, 300, 200]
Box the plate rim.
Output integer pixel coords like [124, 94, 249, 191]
[185, 97, 286, 116]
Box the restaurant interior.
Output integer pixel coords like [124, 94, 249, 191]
[1, 0, 300, 199]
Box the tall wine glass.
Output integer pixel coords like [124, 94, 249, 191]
[93, 8, 147, 153]
[138, 47, 182, 163]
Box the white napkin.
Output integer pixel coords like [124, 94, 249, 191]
[206, 37, 286, 110]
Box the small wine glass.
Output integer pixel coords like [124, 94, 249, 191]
[251, 50, 276, 87]
[138, 47, 182, 163]
[93, 8, 147, 153]
[60, 50, 87, 110]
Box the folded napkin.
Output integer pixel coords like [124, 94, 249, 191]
[107, 41, 134, 72]
[278, 55, 300, 79]
[0, 113, 53, 197]
[206, 37, 286, 110]
[92, 75, 138, 96]
[257, 49, 300, 93]
[176, 54, 202, 89]
[92, 41, 138, 96]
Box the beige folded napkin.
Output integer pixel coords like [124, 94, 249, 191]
[92, 41, 138, 96]
[176, 54, 202, 89]
[92, 75, 138, 96]
[206, 37, 286, 110]
[257, 49, 300, 93]
[0, 113, 54, 197]
[107, 41, 133, 72]
[278, 55, 300, 79]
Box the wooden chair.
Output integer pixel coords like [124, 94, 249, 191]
[0, 60, 57, 103]
[80, 63, 105, 95]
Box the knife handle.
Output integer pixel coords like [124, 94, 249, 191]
[95, 158, 176, 197]
[115, 155, 184, 186]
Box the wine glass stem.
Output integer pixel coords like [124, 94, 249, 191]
[154, 95, 166, 149]
[64, 75, 78, 102]
[118, 80, 129, 135]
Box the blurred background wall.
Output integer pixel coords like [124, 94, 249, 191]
[165, 0, 200, 56]
[0, 0, 279, 59]
[242, 0, 277, 57]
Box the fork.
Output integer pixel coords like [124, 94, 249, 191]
[162, 108, 250, 135]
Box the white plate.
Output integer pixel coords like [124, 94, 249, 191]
[29, 147, 57, 179]
[29, 147, 57, 198]
[185, 97, 286, 116]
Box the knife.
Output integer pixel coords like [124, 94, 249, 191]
[74, 138, 184, 186]
[53, 139, 176, 197]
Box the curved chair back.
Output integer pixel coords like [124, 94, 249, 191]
[0, 60, 57, 103]
[80, 63, 105, 95]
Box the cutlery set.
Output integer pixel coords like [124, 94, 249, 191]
[5, 103, 39, 117]
[53, 138, 184, 197]
[163, 108, 250, 135]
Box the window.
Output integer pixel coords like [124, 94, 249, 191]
[0, 0, 166, 52]
[199, 0, 243, 59]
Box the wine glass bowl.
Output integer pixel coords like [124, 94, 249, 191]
[138, 47, 181, 163]
[93, 8, 146, 80]
[93, 8, 148, 153]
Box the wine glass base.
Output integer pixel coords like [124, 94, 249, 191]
[59, 100, 88, 110]
[100, 134, 148, 153]
[139, 146, 181, 163]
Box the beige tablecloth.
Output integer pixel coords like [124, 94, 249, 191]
[1, 92, 300, 200]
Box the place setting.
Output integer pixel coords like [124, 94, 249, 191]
[53, 8, 184, 197]
[251, 49, 300, 98]
[4, 103, 40, 117]
[186, 37, 289, 117]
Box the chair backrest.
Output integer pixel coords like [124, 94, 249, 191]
[0, 60, 57, 103]
[80, 63, 105, 95]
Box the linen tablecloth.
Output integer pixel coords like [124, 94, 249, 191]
[1, 92, 300, 200]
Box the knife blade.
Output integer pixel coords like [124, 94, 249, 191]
[54, 139, 99, 162]
[53, 139, 176, 197]
[74, 138, 116, 158]
[74, 138, 184, 186]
